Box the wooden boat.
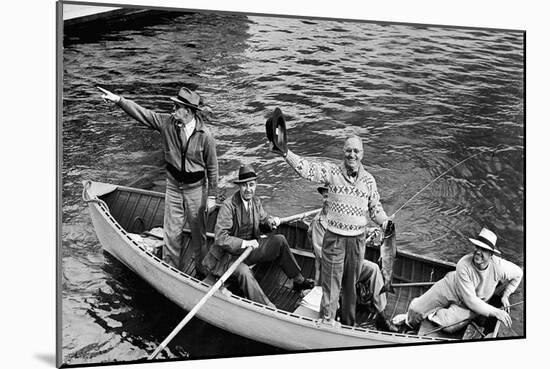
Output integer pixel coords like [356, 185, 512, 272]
[82, 180, 500, 351]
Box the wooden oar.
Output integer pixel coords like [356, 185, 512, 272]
[278, 208, 322, 224]
[148, 247, 253, 360]
[392, 281, 436, 288]
[486, 321, 501, 339]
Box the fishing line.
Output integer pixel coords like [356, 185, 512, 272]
[391, 146, 510, 218]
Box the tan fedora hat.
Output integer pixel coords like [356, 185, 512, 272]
[169, 87, 203, 111]
[468, 228, 501, 255]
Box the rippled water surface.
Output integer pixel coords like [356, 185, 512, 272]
[62, 10, 524, 366]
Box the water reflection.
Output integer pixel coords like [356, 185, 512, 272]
[62, 10, 524, 365]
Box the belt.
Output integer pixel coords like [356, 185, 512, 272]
[166, 163, 205, 184]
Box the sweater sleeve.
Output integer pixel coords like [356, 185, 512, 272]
[117, 97, 166, 132]
[496, 257, 523, 297]
[366, 175, 389, 225]
[214, 201, 244, 254]
[203, 133, 219, 197]
[285, 149, 336, 184]
[455, 259, 500, 317]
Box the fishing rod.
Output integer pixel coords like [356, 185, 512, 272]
[390, 146, 510, 218]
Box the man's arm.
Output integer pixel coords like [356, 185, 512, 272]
[455, 260, 512, 327]
[203, 134, 219, 198]
[366, 174, 389, 226]
[214, 201, 247, 253]
[284, 149, 336, 184]
[257, 201, 279, 232]
[97, 86, 165, 131]
[496, 257, 523, 310]
[117, 97, 166, 131]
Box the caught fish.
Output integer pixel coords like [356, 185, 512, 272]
[379, 220, 396, 294]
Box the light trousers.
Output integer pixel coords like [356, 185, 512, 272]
[163, 178, 207, 274]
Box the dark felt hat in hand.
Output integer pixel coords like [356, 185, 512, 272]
[233, 164, 258, 184]
[265, 107, 288, 155]
[317, 186, 329, 195]
[169, 87, 203, 111]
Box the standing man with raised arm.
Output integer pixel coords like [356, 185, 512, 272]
[274, 129, 393, 327]
[98, 86, 218, 278]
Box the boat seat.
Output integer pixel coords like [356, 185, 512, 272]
[293, 286, 321, 319]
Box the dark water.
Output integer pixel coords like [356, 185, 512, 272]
[61, 11, 524, 366]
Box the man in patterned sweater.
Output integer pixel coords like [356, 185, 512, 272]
[282, 135, 392, 326]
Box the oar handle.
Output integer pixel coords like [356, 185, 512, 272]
[148, 247, 254, 360]
[278, 208, 322, 224]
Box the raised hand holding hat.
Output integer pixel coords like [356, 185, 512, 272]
[265, 107, 288, 156]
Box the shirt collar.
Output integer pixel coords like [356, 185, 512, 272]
[183, 117, 196, 135]
[239, 194, 252, 210]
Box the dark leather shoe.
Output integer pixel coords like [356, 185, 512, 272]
[375, 313, 399, 333]
[293, 278, 315, 291]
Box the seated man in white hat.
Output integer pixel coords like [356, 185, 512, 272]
[202, 164, 314, 308]
[402, 228, 523, 332]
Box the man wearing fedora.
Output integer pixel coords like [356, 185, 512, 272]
[307, 185, 329, 285]
[402, 228, 523, 332]
[202, 164, 314, 307]
[267, 114, 393, 327]
[97, 86, 218, 277]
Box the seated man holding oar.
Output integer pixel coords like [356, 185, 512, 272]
[202, 164, 314, 308]
[397, 228, 523, 333]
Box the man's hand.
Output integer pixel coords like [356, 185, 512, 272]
[382, 214, 396, 236]
[382, 214, 395, 231]
[242, 239, 259, 249]
[268, 216, 281, 230]
[206, 196, 216, 212]
[97, 86, 121, 103]
[269, 142, 287, 157]
[492, 308, 512, 328]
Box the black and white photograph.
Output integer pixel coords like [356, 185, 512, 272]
[7, 0, 548, 368]
[56, 0, 528, 367]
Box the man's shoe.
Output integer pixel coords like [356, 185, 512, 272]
[375, 313, 399, 333]
[293, 278, 315, 291]
[317, 318, 342, 328]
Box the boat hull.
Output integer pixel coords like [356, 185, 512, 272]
[84, 181, 448, 350]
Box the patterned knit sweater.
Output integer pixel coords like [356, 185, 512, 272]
[286, 150, 388, 236]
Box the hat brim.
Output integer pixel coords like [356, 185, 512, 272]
[265, 108, 287, 153]
[469, 238, 501, 255]
[233, 175, 258, 184]
[317, 186, 328, 194]
[169, 97, 202, 111]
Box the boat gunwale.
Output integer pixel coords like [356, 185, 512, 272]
[104, 182, 457, 269]
[85, 181, 452, 343]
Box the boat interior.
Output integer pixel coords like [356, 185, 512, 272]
[97, 185, 500, 339]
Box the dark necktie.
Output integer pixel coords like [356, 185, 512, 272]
[347, 169, 357, 178]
